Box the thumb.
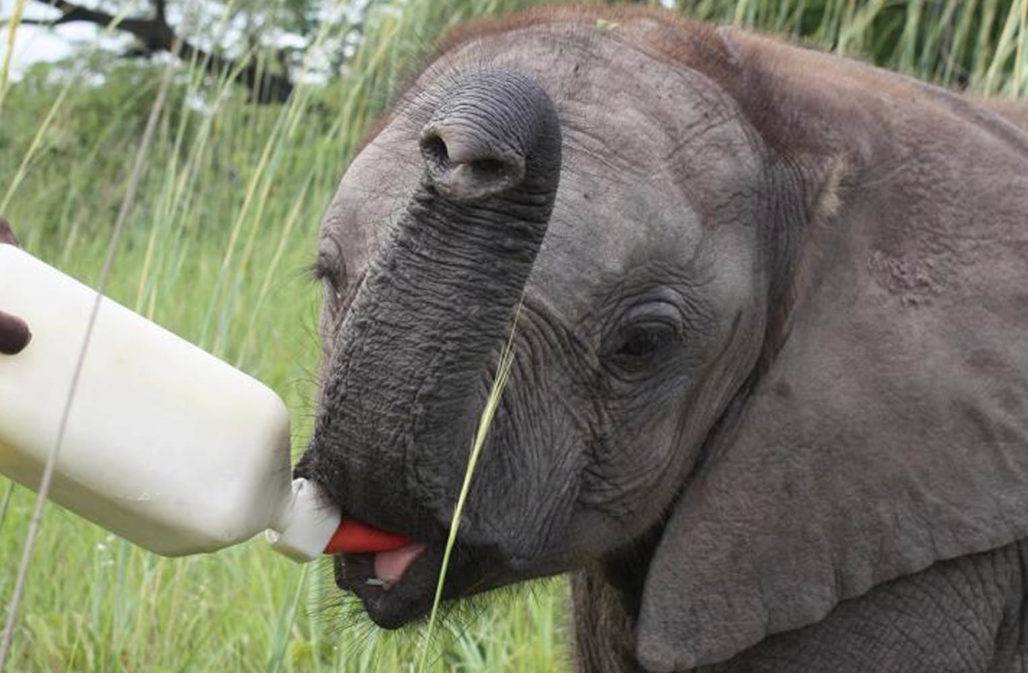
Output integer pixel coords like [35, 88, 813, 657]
[0, 217, 19, 247]
[0, 311, 31, 354]
[0, 217, 30, 353]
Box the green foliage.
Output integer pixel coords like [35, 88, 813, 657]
[680, 0, 1028, 96]
[0, 0, 1024, 671]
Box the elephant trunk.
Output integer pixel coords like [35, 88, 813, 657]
[311, 71, 561, 539]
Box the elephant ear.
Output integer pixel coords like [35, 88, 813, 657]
[635, 31, 1028, 672]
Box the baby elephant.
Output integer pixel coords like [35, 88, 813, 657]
[296, 7, 1028, 672]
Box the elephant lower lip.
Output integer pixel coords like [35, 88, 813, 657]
[334, 541, 500, 629]
[335, 547, 440, 629]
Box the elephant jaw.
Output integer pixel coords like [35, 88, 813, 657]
[328, 520, 515, 629]
[332, 543, 445, 629]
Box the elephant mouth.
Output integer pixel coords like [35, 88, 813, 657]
[332, 533, 502, 629]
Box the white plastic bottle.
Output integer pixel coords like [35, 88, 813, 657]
[0, 244, 340, 561]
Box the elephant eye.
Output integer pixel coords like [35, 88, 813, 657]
[603, 294, 686, 374]
[606, 320, 679, 371]
[313, 237, 347, 303]
[617, 325, 670, 357]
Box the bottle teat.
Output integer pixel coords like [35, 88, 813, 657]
[266, 479, 413, 562]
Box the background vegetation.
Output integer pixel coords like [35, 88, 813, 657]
[0, 0, 1025, 671]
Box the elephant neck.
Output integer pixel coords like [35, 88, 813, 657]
[570, 523, 664, 672]
[601, 522, 663, 619]
[571, 569, 635, 673]
[572, 564, 649, 673]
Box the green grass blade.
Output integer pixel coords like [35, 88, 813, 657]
[416, 309, 521, 673]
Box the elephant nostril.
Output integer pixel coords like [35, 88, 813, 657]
[418, 125, 524, 202]
[470, 157, 509, 180]
[420, 133, 449, 169]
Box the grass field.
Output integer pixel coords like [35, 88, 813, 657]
[0, 0, 1025, 671]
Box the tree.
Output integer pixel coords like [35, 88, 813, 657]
[4, 0, 309, 103]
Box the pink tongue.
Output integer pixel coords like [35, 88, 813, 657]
[374, 543, 427, 586]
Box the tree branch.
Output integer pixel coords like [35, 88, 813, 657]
[6, 0, 293, 104]
[2, 0, 106, 26]
[2, 17, 57, 26]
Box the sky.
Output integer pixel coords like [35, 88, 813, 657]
[3, 3, 126, 78]
[2, 0, 344, 81]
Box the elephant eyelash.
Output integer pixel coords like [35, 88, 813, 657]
[307, 262, 331, 283]
[307, 263, 346, 304]
[305, 262, 322, 282]
[309, 260, 343, 287]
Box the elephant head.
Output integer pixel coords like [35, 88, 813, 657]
[296, 8, 1028, 669]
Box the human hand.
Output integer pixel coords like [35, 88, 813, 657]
[0, 217, 31, 355]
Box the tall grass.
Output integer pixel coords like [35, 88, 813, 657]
[687, 0, 1028, 97]
[0, 0, 1024, 671]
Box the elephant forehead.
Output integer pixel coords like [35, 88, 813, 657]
[431, 29, 761, 326]
[525, 175, 760, 334]
[420, 22, 759, 173]
[322, 21, 763, 317]
[529, 166, 704, 293]
[318, 127, 420, 277]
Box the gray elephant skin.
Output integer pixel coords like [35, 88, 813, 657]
[294, 7, 1028, 672]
